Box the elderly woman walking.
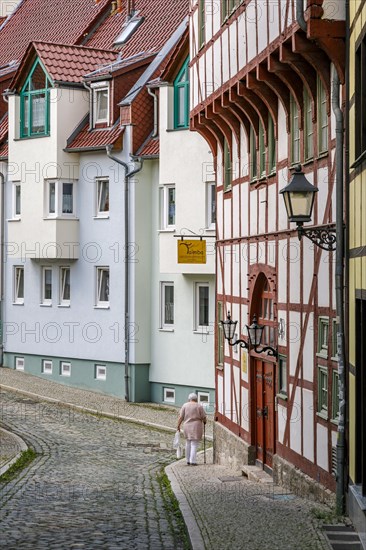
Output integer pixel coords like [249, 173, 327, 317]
[177, 393, 207, 465]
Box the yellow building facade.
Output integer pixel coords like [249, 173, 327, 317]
[348, 1, 366, 541]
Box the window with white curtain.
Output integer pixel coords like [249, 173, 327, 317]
[96, 267, 109, 306]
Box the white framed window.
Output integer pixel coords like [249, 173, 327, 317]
[91, 82, 110, 126]
[163, 387, 175, 403]
[96, 177, 109, 216]
[13, 182, 21, 218]
[14, 266, 24, 304]
[15, 357, 24, 371]
[317, 365, 328, 419]
[42, 267, 52, 305]
[96, 267, 109, 307]
[206, 182, 216, 229]
[278, 355, 287, 397]
[45, 180, 75, 217]
[195, 283, 209, 331]
[42, 359, 53, 374]
[60, 361, 71, 377]
[290, 95, 300, 164]
[317, 316, 329, 358]
[59, 267, 70, 305]
[317, 76, 328, 154]
[197, 391, 210, 409]
[159, 185, 175, 229]
[160, 282, 174, 328]
[95, 364, 106, 381]
[304, 88, 314, 161]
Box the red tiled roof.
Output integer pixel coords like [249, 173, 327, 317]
[0, 142, 8, 160]
[137, 135, 159, 157]
[0, 16, 7, 26]
[65, 120, 123, 152]
[0, 0, 111, 68]
[86, 0, 189, 57]
[0, 114, 8, 143]
[12, 42, 117, 87]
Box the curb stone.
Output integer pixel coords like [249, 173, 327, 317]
[0, 427, 28, 477]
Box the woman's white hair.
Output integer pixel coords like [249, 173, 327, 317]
[188, 392, 198, 401]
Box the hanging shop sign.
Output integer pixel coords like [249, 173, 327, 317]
[177, 239, 207, 264]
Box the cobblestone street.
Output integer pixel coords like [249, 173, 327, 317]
[0, 390, 186, 550]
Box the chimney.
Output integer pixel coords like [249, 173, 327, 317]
[111, 1, 117, 14]
[127, 0, 135, 16]
[116, 0, 122, 13]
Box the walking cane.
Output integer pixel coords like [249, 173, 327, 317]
[203, 422, 206, 464]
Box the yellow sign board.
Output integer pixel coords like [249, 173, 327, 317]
[177, 240, 207, 264]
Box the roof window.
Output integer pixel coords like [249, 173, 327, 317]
[114, 15, 144, 46]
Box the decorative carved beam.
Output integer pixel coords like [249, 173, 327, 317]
[229, 87, 259, 146]
[268, 53, 304, 129]
[206, 103, 233, 154]
[213, 97, 241, 150]
[246, 72, 278, 138]
[280, 43, 317, 108]
[191, 113, 218, 158]
[237, 81, 269, 146]
[292, 32, 331, 99]
[257, 63, 290, 133]
[222, 92, 250, 146]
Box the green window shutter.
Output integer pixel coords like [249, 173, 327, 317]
[174, 57, 190, 129]
[223, 140, 232, 190]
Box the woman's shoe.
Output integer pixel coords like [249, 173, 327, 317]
[191, 463, 197, 466]
[186, 462, 190, 465]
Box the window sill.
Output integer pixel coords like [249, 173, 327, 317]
[94, 305, 110, 310]
[8, 218, 21, 222]
[316, 411, 328, 421]
[330, 418, 339, 426]
[166, 127, 189, 132]
[317, 151, 329, 161]
[13, 301, 24, 306]
[331, 356, 338, 362]
[316, 352, 328, 360]
[193, 330, 212, 336]
[276, 393, 288, 401]
[40, 303, 52, 307]
[58, 304, 70, 308]
[159, 327, 174, 332]
[43, 216, 79, 221]
[93, 215, 110, 220]
[15, 134, 50, 141]
[216, 365, 224, 371]
[158, 228, 176, 233]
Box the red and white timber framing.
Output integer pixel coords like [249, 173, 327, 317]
[189, 0, 345, 491]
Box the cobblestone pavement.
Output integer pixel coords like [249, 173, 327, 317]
[169, 453, 331, 550]
[0, 390, 187, 550]
[0, 369, 334, 550]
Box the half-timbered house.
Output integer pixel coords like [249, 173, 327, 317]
[189, 0, 346, 499]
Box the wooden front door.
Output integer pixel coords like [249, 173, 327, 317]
[255, 359, 275, 469]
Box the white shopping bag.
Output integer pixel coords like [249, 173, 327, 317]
[173, 430, 181, 449]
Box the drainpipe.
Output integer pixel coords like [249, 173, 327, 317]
[296, 0, 307, 32]
[332, 66, 346, 515]
[0, 171, 4, 365]
[106, 145, 143, 402]
[147, 87, 158, 138]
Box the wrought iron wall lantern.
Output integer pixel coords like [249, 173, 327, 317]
[220, 312, 278, 358]
[279, 165, 336, 251]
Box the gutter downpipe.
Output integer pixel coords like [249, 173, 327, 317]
[106, 145, 144, 402]
[296, 0, 346, 513]
[332, 65, 346, 517]
[296, 0, 307, 32]
[0, 171, 4, 365]
[147, 87, 158, 138]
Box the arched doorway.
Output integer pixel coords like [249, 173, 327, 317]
[250, 273, 277, 470]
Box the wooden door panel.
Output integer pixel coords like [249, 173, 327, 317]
[255, 361, 264, 463]
[263, 362, 275, 468]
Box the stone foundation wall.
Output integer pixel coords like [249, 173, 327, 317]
[273, 455, 336, 507]
[213, 422, 255, 471]
[213, 421, 335, 507]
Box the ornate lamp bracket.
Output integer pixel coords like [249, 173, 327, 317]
[298, 224, 337, 251]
